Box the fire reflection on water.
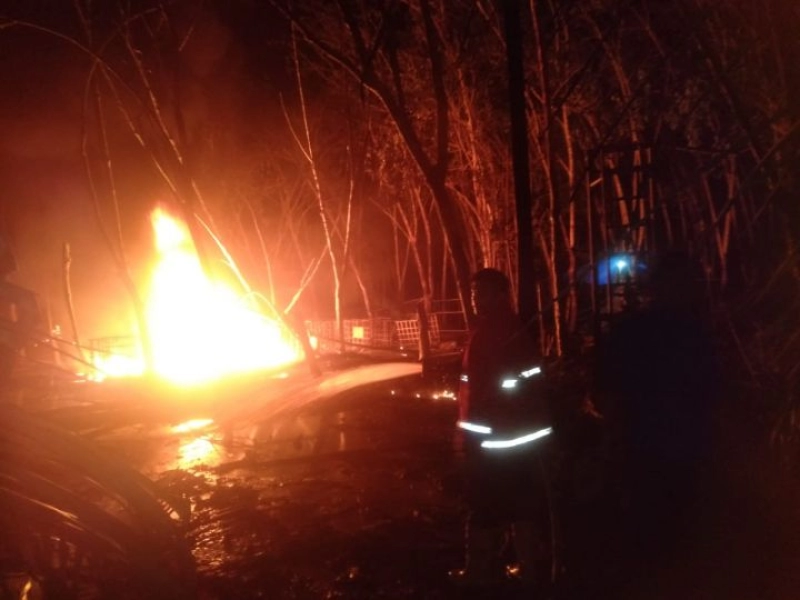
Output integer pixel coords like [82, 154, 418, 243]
[167, 418, 227, 471]
[178, 437, 219, 468]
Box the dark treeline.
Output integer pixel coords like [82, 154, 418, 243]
[1, 1, 799, 455]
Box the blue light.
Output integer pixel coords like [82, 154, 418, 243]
[588, 253, 647, 285]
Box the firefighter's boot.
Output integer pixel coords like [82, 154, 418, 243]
[506, 520, 545, 584]
[448, 525, 506, 586]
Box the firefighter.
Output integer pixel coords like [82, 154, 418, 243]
[449, 268, 552, 587]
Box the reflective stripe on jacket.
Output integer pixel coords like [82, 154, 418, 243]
[457, 309, 551, 451]
[457, 364, 552, 450]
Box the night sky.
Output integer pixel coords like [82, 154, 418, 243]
[0, 2, 293, 340]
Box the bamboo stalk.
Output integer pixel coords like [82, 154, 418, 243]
[62, 243, 86, 365]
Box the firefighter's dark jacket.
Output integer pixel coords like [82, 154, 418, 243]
[457, 307, 549, 444]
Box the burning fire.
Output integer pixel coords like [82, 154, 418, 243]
[94, 209, 301, 384]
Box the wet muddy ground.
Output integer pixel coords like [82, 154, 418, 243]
[13, 355, 800, 599]
[157, 368, 476, 600]
[163, 365, 800, 600]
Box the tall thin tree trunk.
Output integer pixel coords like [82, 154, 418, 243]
[62, 243, 85, 364]
[561, 105, 578, 335]
[291, 27, 343, 349]
[84, 88, 154, 371]
[531, 0, 563, 356]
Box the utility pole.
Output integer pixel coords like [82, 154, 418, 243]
[502, 0, 536, 332]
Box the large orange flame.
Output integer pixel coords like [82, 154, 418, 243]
[144, 208, 301, 384]
[92, 209, 301, 384]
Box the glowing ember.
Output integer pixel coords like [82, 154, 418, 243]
[145, 208, 301, 384]
[91, 352, 146, 380]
